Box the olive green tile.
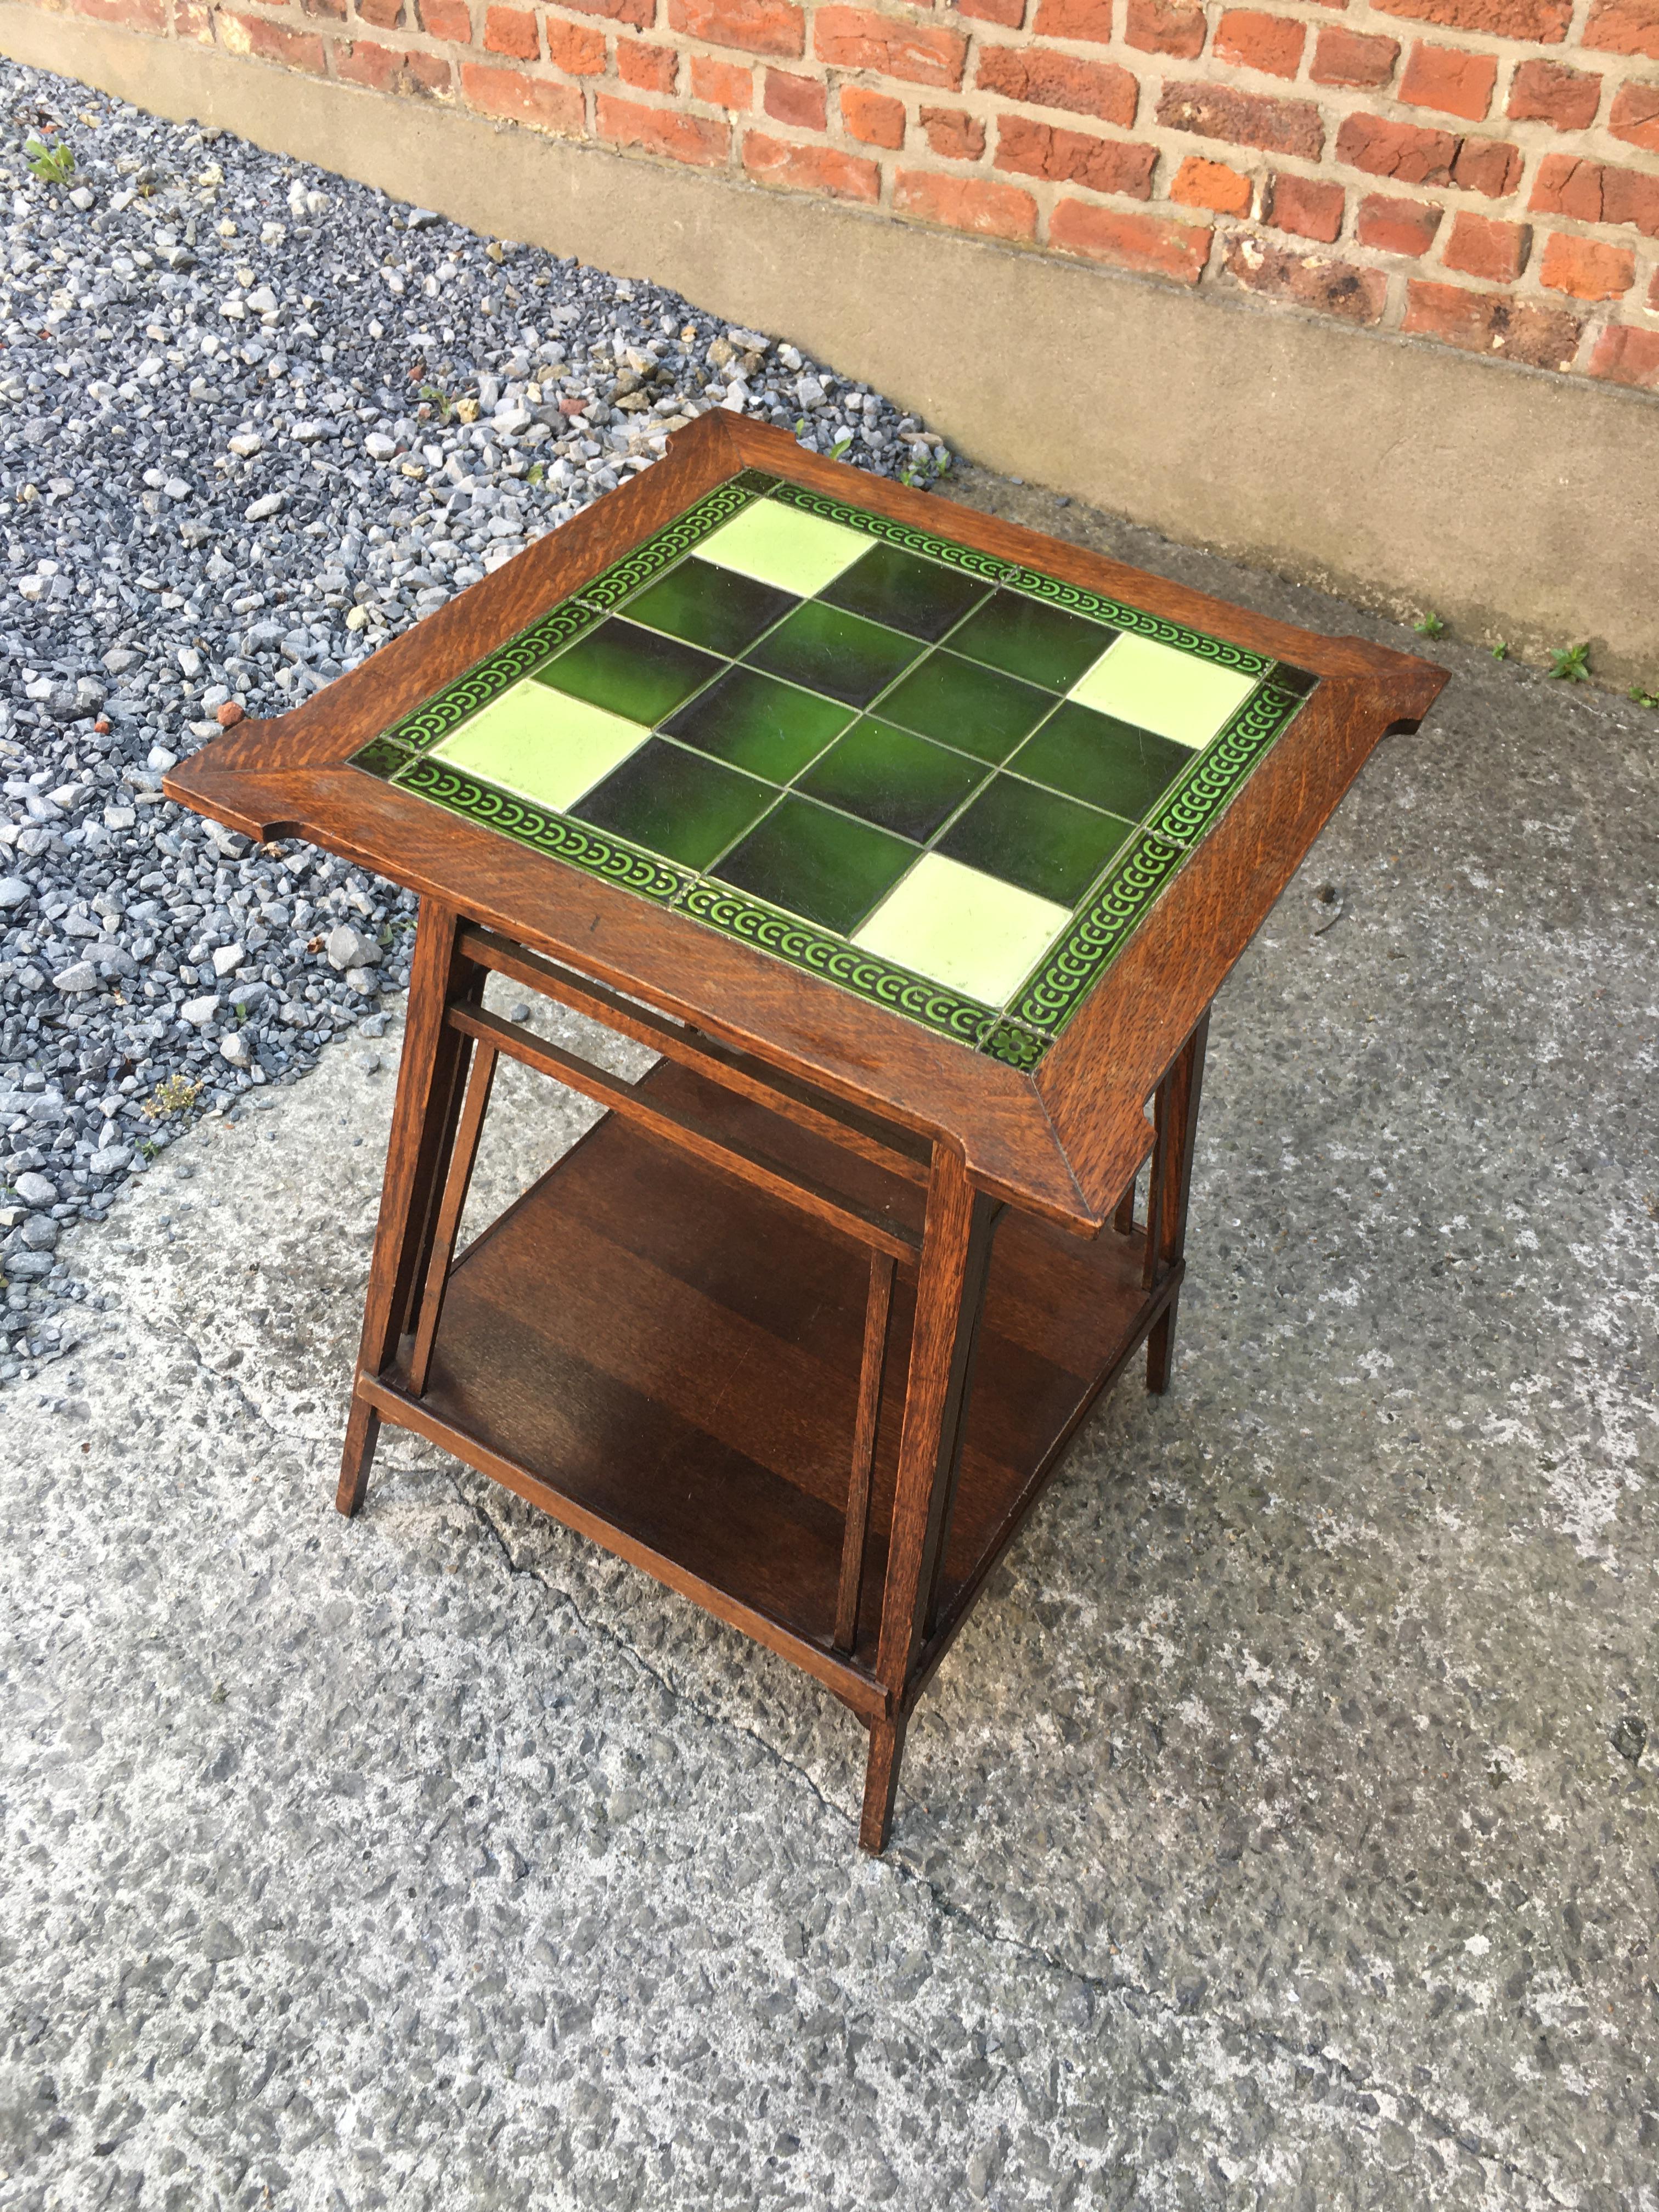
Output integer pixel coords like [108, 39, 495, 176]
[431, 681, 651, 811]
[938, 775, 1134, 908]
[853, 852, 1069, 1009]
[819, 543, 989, 642]
[798, 718, 986, 842]
[535, 617, 723, 726]
[948, 591, 1114, 691]
[744, 599, 924, 711]
[661, 667, 855, 781]
[1069, 632, 1259, 746]
[713, 794, 916, 935]
[571, 738, 774, 870]
[697, 499, 869, 597]
[1010, 701, 1193, 819]
[878, 650, 1053, 765]
[623, 556, 797, 657]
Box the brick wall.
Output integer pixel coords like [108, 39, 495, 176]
[40, 0, 1659, 392]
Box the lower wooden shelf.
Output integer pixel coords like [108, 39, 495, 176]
[364, 1062, 1172, 1716]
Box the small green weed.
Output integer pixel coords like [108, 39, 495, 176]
[1548, 643, 1590, 683]
[899, 451, 952, 489]
[142, 1072, 205, 1121]
[525, 460, 545, 487]
[828, 435, 853, 461]
[1628, 684, 1659, 710]
[1491, 641, 1509, 661]
[1414, 613, 1446, 640]
[417, 378, 456, 423]
[24, 135, 74, 187]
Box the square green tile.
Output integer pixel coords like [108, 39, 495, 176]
[947, 591, 1115, 692]
[713, 794, 916, 935]
[661, 666, 855, 782]
[622, 556, 797, 658]
[571, 737, 774, 869]
[1069, 633, 1259, 746]
[429, 681, 651, 811]
[798, 717, 986, 842]
[743, 600, 924, 711]
[535, 617, 723, 727]
[938, 775, 1134, 908]
[698, 499, 869, 597]
[878, 650, 1054, 765]
[1009, 701, 1193, 820]
[853, 851, 1069, 1009]
[818, 543, 989, 642]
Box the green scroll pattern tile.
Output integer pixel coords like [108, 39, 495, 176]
[393, 753, 689, 904]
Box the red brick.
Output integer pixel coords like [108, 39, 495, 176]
[1582, 0, 1659, 58]
[1530, 153, 1659, 237]
[840, 84, 906, 146]
[302, 0, 348, 20]
[1215, 9, 1306, 77]
[1224, 236, 1389, 323]
[960, 0, 1025, 20]
[691, 53, 753, 103]
[1369, 0, 1571, 41]
[1587, 323, 1659, 386]
[1337, 110, 1455, 184]
[336, 37, 453, 87]
[1049, 199, 1212, 281]
[217, 11, 329, 69]
[1400, 41, 1496, 118]
[1507, 58, 1602, 129]
[617, 37, 679, 87]
[1032, 0, 1115, 38]
[975, 45, 1137, 125]
[596, 89, 732, 160]
[1442, 208, 1529, 277]
[174, 0, 215, 36]
[357, 0, 404, 29]
[1609, 78, 1659, 149]
[1157, 81, 1324, 159]
[895, 169, 1038, 240]
[1402, 279, 1581, 369]
[1539, 231, 1637, 298]
[1268, 172, 1346, 240]
[461, 59, 586, 126]
[483, 3, 537, 56]
[1355, 191, 1441, 253]
[545, 13, 606, 67]
[1452, 137, 1521, 196]
[995, 116, 1158, 196]
[743, 129, 880, 197]
[920, 106, 986, 160]
[557, 0, 653, 24]
[1652, 267, 1659, 309]
[416, 0, 473, 38]
[1311, 25, 1399, 84]
[667, 0, 803, 58]
[1170, 156, 1253, 215]
[812, 7, 967, 86]
[763, 67, 825, 127]
[1122, 0, 1206, 57]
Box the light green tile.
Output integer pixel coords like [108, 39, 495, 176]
[1068, 634, 1259, 748]
[698, 500, 868, 597]
[853, 851, 1069, 1009]
[432, 680, 650, 811]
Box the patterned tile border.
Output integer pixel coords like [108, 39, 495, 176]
[351, 470, 1319, 1068]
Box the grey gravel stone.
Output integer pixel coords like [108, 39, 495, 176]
[12, 1171, 57, 1208]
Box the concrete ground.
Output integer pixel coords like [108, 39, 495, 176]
[1, 471, 1656, 2212]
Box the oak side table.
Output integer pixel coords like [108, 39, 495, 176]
[166, 415, 1446, 1852]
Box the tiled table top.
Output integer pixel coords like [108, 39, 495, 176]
[353, 471, 1317, 1068]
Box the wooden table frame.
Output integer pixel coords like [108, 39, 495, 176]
[166, 414, 1446, 1852]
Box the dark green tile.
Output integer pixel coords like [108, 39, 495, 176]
[1011, 702, 1192, 820]
[535, 618, 722, 726]
[819, 543, 989, 642]
[714, 794, 915, 935]
[661, 667, 854, 782]
[799, 717, 985, 842]
[938, 776, 1133, 908]
[743, 600, 923, 710]
[571, 738, 773, 870]
[949, 591, 1115, 691]
[878, 650, 1053, 765]
[622, 556, 797, 657]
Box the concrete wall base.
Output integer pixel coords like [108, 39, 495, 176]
[6, 1, 1657, 684]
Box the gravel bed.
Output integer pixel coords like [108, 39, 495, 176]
[0, 60, 946, 1381]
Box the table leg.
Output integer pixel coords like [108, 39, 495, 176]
[337, 899, 479, 1515]
[1146, 1012, 1210, 1396]
[860, 1710, 908, 1856]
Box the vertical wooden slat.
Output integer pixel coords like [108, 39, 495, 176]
[1146, 1012, 1211, 1395]
[407, 1039, 499, 1398]
[834, 1251, 895, 1657]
